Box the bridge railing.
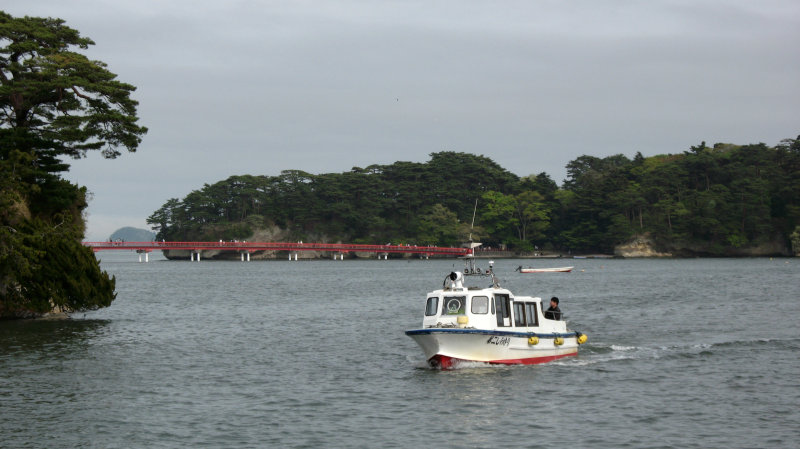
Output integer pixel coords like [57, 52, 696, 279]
[83, 241, 472, 256]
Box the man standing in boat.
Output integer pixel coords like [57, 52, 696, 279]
[544, 297, 562, 320]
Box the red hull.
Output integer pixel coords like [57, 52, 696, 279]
[429, 352, 576, 369]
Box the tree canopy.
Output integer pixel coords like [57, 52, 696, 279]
[150, 138, 800, 257]
[0, 11, 147, 159]
[148, 152, 519, 246]
[1, 12, 145, 318]
[552, 138, 800, 254]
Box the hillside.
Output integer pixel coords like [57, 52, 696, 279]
[110, 227, 155, 242]
[148, 141, 800, 257]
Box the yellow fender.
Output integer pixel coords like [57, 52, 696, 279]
[554, 336, 564, 346]
[527, 336, 539, 345]
[576, 332, 588, 344]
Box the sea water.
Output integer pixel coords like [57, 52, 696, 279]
[1, 254, 798, 448]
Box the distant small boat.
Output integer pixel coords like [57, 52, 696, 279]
[516, 266, 573, 273]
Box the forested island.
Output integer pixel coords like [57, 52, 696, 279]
[149, 140, 800, 258]
[1, 12, 146, 318]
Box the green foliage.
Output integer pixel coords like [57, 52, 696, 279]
[791, 226, 800, 255]
[148, 152, 521, 246]
[478, 191, 516, 244]
[416, 204, 461, 246]
[151, 136, 800, 257]
[0, 154, 117, 317]
[513, 190, 551, 243]
[1, 12, 139, 318]
[1, 149, 117, 317]
[5, 217, 116, 316]
[0, 11, 147, 159]
[556, 137, 800, 254]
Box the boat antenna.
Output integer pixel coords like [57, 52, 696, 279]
[468, 198, 478, 242]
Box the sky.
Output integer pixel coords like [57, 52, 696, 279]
[4, 0, 799, 241]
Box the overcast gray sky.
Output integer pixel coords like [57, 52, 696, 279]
[5, 0, 799, 241]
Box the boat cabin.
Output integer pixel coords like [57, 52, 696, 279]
[421, 285, 566, 332]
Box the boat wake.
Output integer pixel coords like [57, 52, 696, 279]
[551, 337, 800, 367]
[408, 337, 800, 370]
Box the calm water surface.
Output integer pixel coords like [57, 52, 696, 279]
[1, 254, 798, 448]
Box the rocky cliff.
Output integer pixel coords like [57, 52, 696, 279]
[614, 235, 673, 258]
[615, 234, 792, 258]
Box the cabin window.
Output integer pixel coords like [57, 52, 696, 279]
[495, 294, 510, 327]
[513, 302, 526, 327]
[471, 296, 489, 314]
[443, 296, 466, 315]
[425, 297, 438, 316]
[525, 303, 538, 326]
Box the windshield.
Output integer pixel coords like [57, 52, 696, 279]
[442, 296, 466, 315]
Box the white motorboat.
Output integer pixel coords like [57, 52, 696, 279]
[406, 259, 587, 369]
[516, 266, 573, 273]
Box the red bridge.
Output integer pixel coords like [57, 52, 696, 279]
[84, 241, 472, 261]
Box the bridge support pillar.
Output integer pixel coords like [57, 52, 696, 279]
[136, 250, 150, 263]
[247, 252, 250, 262]
[241, 252, 245, 262]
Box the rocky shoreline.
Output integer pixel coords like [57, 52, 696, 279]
[614, 234, 794, 258]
